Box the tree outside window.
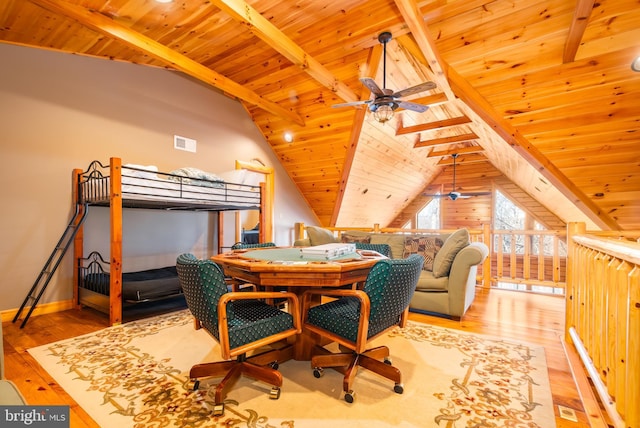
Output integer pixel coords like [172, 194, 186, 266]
[417, 197, 440, 229]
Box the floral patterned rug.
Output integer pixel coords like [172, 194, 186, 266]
[28, 309, 556, 427]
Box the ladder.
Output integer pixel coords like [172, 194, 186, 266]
[13, 203, 88, 328]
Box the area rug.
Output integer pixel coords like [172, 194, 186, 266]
[28, 309, 556, 427]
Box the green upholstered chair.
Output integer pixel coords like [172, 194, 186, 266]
[228, 242, 276, 292]
[176, 253, 300, 416]
[227, 242, 285, 305]
[301, 254, 423, 403]
[1, 322, 27, 405]
[354, 242, 391, 258]
[231, 242, 276, 250]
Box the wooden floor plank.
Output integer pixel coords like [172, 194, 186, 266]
[2, 288, 590, 427]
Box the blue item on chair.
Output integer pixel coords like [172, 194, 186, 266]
[176, 254, 300, 416]
[301, 254, 423, 403]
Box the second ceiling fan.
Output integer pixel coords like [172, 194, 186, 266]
[332, 32, 436, 122]
[423, 154, 492, 201]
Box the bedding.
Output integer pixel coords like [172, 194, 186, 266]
[80, 165, 260, 209]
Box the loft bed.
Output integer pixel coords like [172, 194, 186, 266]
[72, 157, 271, 325]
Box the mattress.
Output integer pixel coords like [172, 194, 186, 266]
[82, 266, 181, 302]
[80, 166, 261, 209]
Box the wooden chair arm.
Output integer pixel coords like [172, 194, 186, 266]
[218, 291, 301, 333]
[301, 288, 371, 353]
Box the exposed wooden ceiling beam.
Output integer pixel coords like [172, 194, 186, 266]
[396, 115, 471, 135]
[393, 0, 456, 101]
[28, 0, 305, 126]
[437, 153, 487, 165]
[212, 0, 359, 104]
[563, 0, 596, 63]
[414, 132, 478, 148]
[395, 0, 620, 231]
[399, 92, 449, 108]
[428, 146, 484, 157]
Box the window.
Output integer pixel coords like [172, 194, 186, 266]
[493, 190, 566, 295]
[494, 190, 524, 254]
[417, 197, 440, 229]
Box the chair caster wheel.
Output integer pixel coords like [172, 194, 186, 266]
[269, 387, 281, 400]
[313, 367, 324, 378]
[212, 402, 225, 416]
[192, 380, 200, 391]
[270, 361, 279, 370]
[344, 390, 355, 403]
[384, 357, 392, 365]
[394, 383, 404, 394]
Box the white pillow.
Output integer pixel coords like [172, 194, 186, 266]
[123, 164, 158, 179]
[216, 169, 248, 184]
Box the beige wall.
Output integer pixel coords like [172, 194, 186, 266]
[0, 44, 316, 312]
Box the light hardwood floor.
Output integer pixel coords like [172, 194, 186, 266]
[2, 288, 590, 427]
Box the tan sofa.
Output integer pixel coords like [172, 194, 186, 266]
[294, 226, 489, 320]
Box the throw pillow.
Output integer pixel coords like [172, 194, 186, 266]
[168, 167, 224, 188]
[369, 234, 406, 259]
[306, 226, 338, 246]
[432, 228, 470, 278]
[341, 231, 371, 243]
[403, 235, 444, 271]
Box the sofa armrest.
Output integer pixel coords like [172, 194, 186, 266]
[447, 242, 489, 317]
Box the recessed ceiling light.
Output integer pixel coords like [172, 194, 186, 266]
[155, 0, 173, 3]
[632, 56, 640, 72]
[283, 132, 293, 143]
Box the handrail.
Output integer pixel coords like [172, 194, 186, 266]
[294, 223, 566, 292]
[566, 222, 640, 428]
[572, 234, 640, 265]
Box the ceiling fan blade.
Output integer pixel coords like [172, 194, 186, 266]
[453, 192, 492, 200]
[360, 77, 384, 96]
[392, 81, 437, 98]
[459, 192, 492, 197]
[331, 100, 371, 108]
[397, 101, 429, 113]
[422, 193, 448, 198]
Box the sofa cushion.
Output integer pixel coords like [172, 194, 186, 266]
[403, 235, 444, 271]
[432, 228, 470, 278]
[415, 270, 449, 291]
[306, 226, 338, 246]
[341, 231, 371, 243]
[369, 234, 407, 259]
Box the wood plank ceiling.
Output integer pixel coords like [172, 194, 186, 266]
[1, 0, 638, 230]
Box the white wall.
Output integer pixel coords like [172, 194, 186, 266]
[0, 44, 316, 311]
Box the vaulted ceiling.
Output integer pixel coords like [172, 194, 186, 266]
[2, 0, 638, 230]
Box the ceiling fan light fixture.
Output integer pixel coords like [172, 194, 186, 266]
[373, 104, 394, 123]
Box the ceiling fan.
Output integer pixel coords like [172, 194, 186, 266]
[332, 32, 436, 122]
[423, 154, 492, 201]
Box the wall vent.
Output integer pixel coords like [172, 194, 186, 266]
[174, 135, 196, 153]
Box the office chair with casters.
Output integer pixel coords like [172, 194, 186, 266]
[301, 254, 423, 403]
[231, 242, 276, 250]
[228, 242, 287, 307]
[354, 242, 391, 258]
[228, 241, 276, 292]
[176, 253, 301, 416]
